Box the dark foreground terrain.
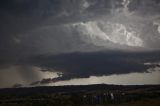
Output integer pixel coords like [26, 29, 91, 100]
[0, 84, 160, 106]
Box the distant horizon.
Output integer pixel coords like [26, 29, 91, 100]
[1, 70, 159, 88]
[1, 83, 160, 89]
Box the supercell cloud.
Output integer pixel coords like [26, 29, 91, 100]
[0, 0, 160, 87]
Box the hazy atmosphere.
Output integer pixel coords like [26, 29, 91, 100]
[0, 0, 160, 88]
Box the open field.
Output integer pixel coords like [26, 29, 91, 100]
[0, 84, 159, 106]
[109, 98, 160, 106]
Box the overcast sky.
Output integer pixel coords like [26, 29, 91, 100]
[0, 0, 160, 88]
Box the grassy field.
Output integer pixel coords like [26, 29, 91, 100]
[109, 98, 160, 106]
[0, 84, 159, 106]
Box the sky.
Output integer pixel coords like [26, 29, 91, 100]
[0, 0, 160, 88]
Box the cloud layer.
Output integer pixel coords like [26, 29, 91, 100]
[26, 50, 160, 85]
[0, 0, 160, 87]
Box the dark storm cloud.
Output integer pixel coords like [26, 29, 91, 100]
[128, 0, 160, 15]
[0, 0, 122, 34]
[25, 50, 160, 85]
[0, 0, 124, 65]
[0, 0, 159, 60]
[12, 83, 23, 88]
[0, 0, 160, 87]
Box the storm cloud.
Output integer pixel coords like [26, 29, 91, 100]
[0, 0, 160, 87]
[25, 50, 160, 85]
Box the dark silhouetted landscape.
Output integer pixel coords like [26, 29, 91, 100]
[0, 84, 160, 106]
